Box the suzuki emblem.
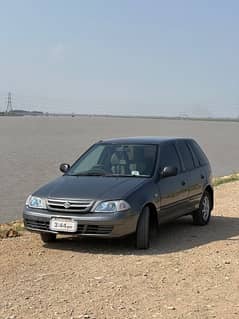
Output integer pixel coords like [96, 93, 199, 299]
[64, 201, 71, 209]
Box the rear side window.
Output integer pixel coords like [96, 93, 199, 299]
[190, 140, 209, 166]
[176, 141, 194, 171]
[159, 143, 181, 173]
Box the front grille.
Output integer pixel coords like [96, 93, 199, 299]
[25, 218, 113, 235]
[47, 198, 94, 213]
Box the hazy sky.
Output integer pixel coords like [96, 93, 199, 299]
[0, 0, 239, 117]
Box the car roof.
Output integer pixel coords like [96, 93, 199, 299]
[98, 136, 194, 145]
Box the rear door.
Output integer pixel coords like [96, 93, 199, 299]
[188, 140, 210, 207]
[175, 140, 203, 212]
[157, 142, 189, 222]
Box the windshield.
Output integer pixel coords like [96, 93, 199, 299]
[68, 143, 158, 177]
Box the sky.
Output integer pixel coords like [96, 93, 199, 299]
[0, 0, 239, 117]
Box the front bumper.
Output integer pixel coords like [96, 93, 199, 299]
[23, 207, 138, 238]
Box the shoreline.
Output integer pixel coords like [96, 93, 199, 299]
[1, 113, 239, 123]
[213, 172, 239, 186]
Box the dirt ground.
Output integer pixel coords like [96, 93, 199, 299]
[1, 182, 239, 319]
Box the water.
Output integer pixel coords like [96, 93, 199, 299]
[0, 116, 238, 223]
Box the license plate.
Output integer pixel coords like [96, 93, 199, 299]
[49, 218, 77, 232]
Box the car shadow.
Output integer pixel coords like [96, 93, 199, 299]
[44, 215, 239, 255]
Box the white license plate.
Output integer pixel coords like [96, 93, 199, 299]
[49, 218, 77, 232]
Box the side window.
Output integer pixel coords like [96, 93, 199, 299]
[190, 140, 208, 166]
[176, 141, 195, 171]
[159, 143, 181, 173]
[186, 141, 200, 168]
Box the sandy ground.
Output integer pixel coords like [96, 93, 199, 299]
[1, 181, 239, 319]
[1, 116, 239, 222]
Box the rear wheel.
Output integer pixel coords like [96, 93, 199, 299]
[40, 232, 56, 243]
[193, 191, 212, 225]
[135, 206, 150, 249]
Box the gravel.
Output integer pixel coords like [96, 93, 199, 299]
[1, 181, 239, 319]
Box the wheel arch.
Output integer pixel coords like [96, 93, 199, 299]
[140, 202, 158, 229]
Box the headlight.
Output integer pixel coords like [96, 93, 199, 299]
[26, 195, 47, 209]
[93, 200, 131, 213]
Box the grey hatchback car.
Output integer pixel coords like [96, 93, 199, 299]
[23, 137, 213, 249]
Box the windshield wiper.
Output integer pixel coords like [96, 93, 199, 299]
[69, 171, 110, 176]
[68, 172, 149, 177]
[111, 174, 149, 177]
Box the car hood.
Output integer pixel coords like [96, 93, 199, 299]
[33, 175, 148, 200]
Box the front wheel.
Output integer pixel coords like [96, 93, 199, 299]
[135, 206, 150, 249]
[40, 232, 56, 243]
[193, 191, 212, 225]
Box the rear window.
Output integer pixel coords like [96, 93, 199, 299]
[189, 140, 209, 166]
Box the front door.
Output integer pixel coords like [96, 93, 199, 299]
[156, 142, 189, 223]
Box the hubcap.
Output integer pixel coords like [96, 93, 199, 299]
[202, 195, 210, 220]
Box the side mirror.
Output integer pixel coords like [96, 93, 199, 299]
[160, 166, 178, 178]
[59, 163, 71, 173]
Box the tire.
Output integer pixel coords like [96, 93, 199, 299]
[193, 191, 212, 225]
[40, 232, 56, 243]
[135, 206, 150, 249]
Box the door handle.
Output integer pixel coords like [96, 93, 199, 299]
[201, 174, 205, 179]
[181, 181, 186, 186]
